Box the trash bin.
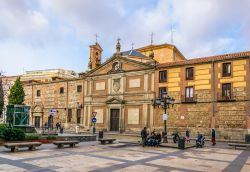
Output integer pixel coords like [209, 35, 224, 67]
[60, 127, 64, 134]
[178, 137, 185, 150]
[99, 131, 104, 139]
[245, 134, 250, 143]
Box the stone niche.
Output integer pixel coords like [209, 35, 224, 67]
[129, 78, 140, 88]
[95, 82, 105, 91]
[127, 108, 140, 124]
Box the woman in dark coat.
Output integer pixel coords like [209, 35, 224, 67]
[186, 128, 190, 143]
[211, 129, 216, 145]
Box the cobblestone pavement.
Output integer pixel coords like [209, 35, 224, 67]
[0, 141, 249, 172]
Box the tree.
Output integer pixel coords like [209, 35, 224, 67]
[0, 77, 4, 116]
[8, 77, 25, 105]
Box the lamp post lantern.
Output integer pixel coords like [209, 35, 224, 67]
[152, 92, 175, 143]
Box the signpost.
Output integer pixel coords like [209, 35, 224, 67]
[49, 108, 57, 129]
[163, 113, 168, 121]
[92, 112, 97, 134]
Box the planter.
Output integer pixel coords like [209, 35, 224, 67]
[0, 139, 4, 146]
[27, 138, 64, 144]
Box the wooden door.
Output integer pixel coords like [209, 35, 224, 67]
[34, 116, 40, 128]
[110, 109, 120, 131]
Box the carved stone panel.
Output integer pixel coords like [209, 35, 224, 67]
[96, 82, 105, 91]
[127, 108, 140, 124]
[129, 78, 140, 88]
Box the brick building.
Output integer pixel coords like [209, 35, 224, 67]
[20, 40, 250, 139]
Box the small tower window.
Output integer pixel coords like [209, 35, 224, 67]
[60, 87, 64, 94]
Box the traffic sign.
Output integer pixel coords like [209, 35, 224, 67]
[163, 113, 168, 121]
[50, 108, 56, 113]
[92, 112, 97, 117]
[50, 108, 56, 116]
[92, 117, 97, 123]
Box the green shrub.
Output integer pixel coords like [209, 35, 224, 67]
[46, 135, 57, 140]
[0, 124, 7, 139]
[3, 128, 25, 141]
[25, 134, 42, 140]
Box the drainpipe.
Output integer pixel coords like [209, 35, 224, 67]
[66, 80, 69, 127]
[211, 60, 215, 129]
[248, 58, 250, 133]
[31, 84, 34, 126]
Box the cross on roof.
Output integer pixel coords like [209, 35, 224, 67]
[95, 33, 99, 43]
[150, 32, 154, 45]
[131, 42, 134, 50]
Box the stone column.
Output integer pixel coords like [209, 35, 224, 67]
[142, 103, 147, 127]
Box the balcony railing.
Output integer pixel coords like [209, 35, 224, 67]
[217, 92, 236, 102]
[181, 94, 197, 103]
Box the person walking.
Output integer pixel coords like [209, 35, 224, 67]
[56, 122, 59, 130]
[141, 127, 147, 147]
[211, 129, 216, 145]
[186, 128, 190, 143]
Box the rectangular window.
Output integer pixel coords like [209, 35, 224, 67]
[222, 83, 231, 99]
[159, 70, 167, 83]
[77, 85, 82, 92]
[77, 109, 81, 124]
[36, 90, 41, 97]
[222, 63, 231, 77]
[185, 86, 194, 100]
[67, 109, 72, 123]
[186, 67, 194, 80]
[159, 87, 167, 98]
[60, 87, 64, 94]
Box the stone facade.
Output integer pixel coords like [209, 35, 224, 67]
[7, 42, 248, 139]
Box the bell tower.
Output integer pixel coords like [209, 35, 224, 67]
[88, 42, 103, 70]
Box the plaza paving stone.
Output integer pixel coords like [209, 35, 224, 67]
[0, 141, 249, 172]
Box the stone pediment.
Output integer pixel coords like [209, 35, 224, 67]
[86, 55, 154, 76]
[106, 97, 126, 104]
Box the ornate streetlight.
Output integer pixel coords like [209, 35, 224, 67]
[152, 92, 175, 143]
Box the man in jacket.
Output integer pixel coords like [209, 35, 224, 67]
[141, 127, 147, 147]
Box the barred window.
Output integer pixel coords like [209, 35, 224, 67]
[186, 67, 194, 80]
[159, 87, 167, 98]
[159, 70, 167, 82]
[60, 87, 64, 94]
[77, 85, 82, 92]
[77, 109, 81, 124]
[222, 83, 231, 99]
[185, 86, 194, 98]
[36, 90, 41, 97]
[222, 63, 231, 77]
[67, 109, 72, 123]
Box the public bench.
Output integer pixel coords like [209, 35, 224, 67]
[4, 142, 42, 152]
[99, 138, 116, 144]
[53, 140, 80, 148]
[228, 143, 250, 150]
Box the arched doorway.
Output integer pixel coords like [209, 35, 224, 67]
[31, 105, 44, 128]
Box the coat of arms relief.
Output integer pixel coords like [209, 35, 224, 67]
[113, 79, 120, 92]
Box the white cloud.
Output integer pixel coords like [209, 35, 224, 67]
[0, 1, 49, 41]
[0, 0, 250, 75]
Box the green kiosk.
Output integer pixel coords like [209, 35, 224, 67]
[6, 105, 33, 132]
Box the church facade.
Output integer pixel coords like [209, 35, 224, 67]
[22, 40, 250, 139]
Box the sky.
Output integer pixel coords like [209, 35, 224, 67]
[0, 0, 250, 76]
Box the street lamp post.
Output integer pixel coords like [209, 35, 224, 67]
[152, 92, 175, 143]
